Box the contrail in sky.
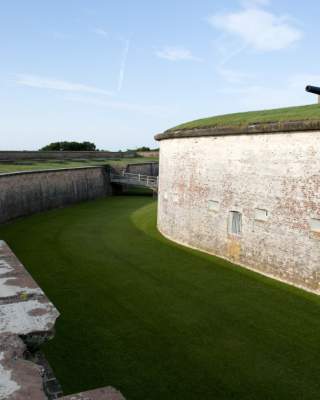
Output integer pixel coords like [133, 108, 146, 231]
[117, 38, 131, 92]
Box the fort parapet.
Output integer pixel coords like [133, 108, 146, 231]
[156, 120, 320, 294]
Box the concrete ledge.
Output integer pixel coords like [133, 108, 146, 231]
[0, 241, 125, 399]
[0, 241, 59, 342]
[0, 333, 47, 400]
[0, 240, 59, 399]
[155, 119, 320, 141]
[60, 387, 125, 400]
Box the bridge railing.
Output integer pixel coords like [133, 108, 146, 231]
[110, 172, 158, 188]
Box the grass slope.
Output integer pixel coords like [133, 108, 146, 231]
[0, 196, 319, 399]
[171, 104, 320, 131]
[0, 157, 158, 174]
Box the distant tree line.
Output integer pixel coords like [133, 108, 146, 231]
[127, 146, 159, 152]
[40, 141, 96, 151]
[39, 142, 159, 153]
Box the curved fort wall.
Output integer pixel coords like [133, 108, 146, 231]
[156, 124, 320, 294]
[0, 166, 112, 224]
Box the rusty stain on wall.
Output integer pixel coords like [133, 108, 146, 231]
[227, 239, 241, 262]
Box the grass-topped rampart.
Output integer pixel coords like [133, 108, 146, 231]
[169, 104, 320, 131]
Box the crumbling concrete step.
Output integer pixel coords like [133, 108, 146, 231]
[60, 387, 125, 400]
[0, 240, 125, 400]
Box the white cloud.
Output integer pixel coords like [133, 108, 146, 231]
[209, 5, 302, 52]
[93, 28, 108, 37]
[155, 46, 202, 62]
[16, 74, 113, 96]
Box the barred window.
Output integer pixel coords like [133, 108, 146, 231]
[229, 211, 242, 235]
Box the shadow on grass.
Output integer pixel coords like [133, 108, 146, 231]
[118, 187, 154, 196]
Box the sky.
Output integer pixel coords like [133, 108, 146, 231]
[1, 0, 320, 150]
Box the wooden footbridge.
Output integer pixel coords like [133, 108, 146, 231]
[110, 171, 158, 191]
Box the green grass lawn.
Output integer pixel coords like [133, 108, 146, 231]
[0, 157, 158, 174]
[170, 103, 320, 131]
[0, 195, 320, 399]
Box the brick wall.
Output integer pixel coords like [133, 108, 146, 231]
[125, 162, 159, 176]
[157, 132, 320, 294]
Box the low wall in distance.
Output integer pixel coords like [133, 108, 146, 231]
[0, 167, 112, 224]
[125, 162, 159, 176]
[0, 150, 135, 161]
[136, 151, 159, 158]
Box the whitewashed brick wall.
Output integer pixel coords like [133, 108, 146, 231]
[157, 131, 320, 294]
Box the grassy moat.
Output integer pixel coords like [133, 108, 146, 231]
[0, 195, 319, 399]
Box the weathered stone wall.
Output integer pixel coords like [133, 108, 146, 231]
[136, 151, 159, 158]
[0, 167, 112, 224]
[125, 162, 159, 176]
[0, 150, 135, 161]
[0, 240, 59, 400]
[157, 131, 320, 294]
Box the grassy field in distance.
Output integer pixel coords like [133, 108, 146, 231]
[0, 157, 158, 174]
